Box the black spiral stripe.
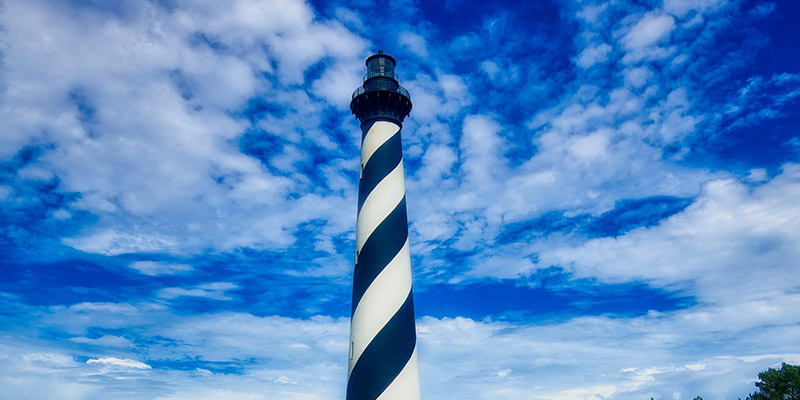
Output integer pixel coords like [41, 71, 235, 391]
[346, 292, 416, 400]
[347, 120, 419, 400]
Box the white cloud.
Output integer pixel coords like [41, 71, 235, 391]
[0, 186, 13, 201]
[721, 73, 800, 129]
[481, 60, 501, 79]
[402, 71, 472, 122]
[0, 0, 363, 256]
[51, 209, 72, 220]
[663, 0, 726, 18]
[158, 282, 238, 300]
[129, 261, 193, 276]
[576, 3, 609, 25]
[156, 390, 271, 400]
[64, 230, 180, 256]
[70, 335, 134, 348]
[398, 0, 789, 295]
[399, 31, 429, 58]
[685, 363, 706, 371]
[460, 115, 504, 185]
[479, 58, 521, 86]
[311, 60, 363, 108]
[87, 357, 151, 369]
[576, 43, 613, 68]
[657, 88, 699, 143]
[333, 7, 365, 32]
[4, 301, 795, 400]
[547, 385, 618, 400]
[569, 130, 610, 161]
[17, 165, 54, 181]
[624, 65, 654, 88]
[623, 14, 676, 50]
[746, 168, 768, 183]
[539, 164, 800, 306]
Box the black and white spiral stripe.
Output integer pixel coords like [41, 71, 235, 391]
[347, 120, 420, 400]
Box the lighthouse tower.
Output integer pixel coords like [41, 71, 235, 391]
[347, 51, 420, 400]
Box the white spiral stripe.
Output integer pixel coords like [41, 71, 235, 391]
[348, 240, 411, 377]
[361, 121, 400, 174]
[376, 345, 420, 400]
[356, 161, 405, 253]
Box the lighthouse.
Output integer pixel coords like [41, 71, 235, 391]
[347, 51, 420, 400]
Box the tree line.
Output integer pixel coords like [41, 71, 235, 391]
[654, 362, 799, 400]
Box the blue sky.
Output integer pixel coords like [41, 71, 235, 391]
[1, 0, 799, 399]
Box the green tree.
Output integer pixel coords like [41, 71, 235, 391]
[746, 362, 800, 400]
